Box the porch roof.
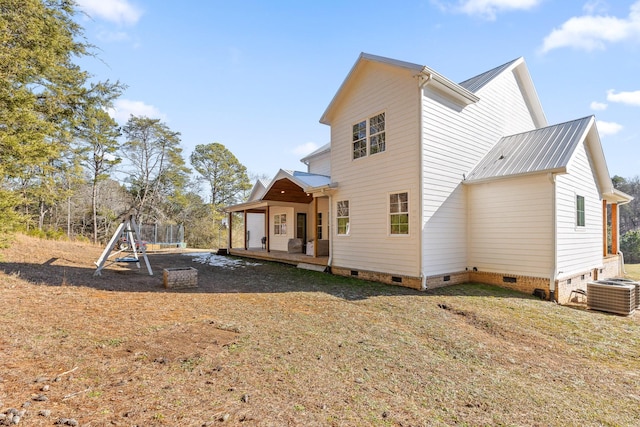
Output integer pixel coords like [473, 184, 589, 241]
[225, 169, 334, 213]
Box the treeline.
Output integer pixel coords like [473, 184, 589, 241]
[614, 176, 640, 263]
[0, 1, 250, 248]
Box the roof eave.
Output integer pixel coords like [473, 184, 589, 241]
[463, 167, 567, 185]
[421, 68, 480, 106]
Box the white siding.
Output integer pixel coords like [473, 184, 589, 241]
[308, 152, 331, 176]
[329, 62, 421, 277]
[422, 66, 538, 276]
[269, 206, 294, 251]
[467, 174, 553, 277]
[555, 141, 603, 276]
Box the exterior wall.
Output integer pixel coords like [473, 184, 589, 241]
[307, 151, 331, 176]
[555, 141, 603, 278]
[421, 65, 538, 277]
[328, 61, 421, 277]
[466, 174, 553, 278]
[268, 206, 294, 251]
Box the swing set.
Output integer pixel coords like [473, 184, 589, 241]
[94, 215, 153, 276]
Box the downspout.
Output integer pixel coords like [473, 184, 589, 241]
[549, 173, 557, 301]
[418, 73, 431, 291]
[327, 193, 333, 271]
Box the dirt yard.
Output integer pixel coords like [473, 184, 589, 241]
[0, 235, 639, 426]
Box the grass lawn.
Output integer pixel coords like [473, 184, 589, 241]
[0, 235, 638, 426]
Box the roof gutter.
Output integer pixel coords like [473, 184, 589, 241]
[419, 67, 480, 107]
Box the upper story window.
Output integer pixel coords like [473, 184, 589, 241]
[337, 200, 350, 235]
[352, 112, 385, 160]
[576, 195, 585, 227]
[390, 192, 408, 235]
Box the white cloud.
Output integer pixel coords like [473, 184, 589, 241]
[607, 89, 640, 106]
[590, 101, 608, 111]
[108, 99, 166, 123]
[582, 0, 608, 15]
[455, 0, 542, 20]
[76, 0, 143, 26]
[540, 1, 640, 53]
[597, 120, 623, 136]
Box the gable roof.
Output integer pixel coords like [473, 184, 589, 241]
[459, 57, 546, 127]
[465, 116, 594, 183]
[465, 116, 631, 203]
[300, 142, 331, 165]
[320, 52, 479, 125]
[247, 178, 270, 202]
[459, 58, 520, 92]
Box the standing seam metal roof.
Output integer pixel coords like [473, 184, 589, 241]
[458, 58, 520, 93]
[465, 116, 594, 182]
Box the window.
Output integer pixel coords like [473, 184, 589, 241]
[576, 195, 585, 227]
[390, 192, 408, 235]
[352, 121, 367, 159]
[352, 112, 385, 159]
[274, 213, 287, 235]
[337, 200, 349, 235]
[317, 212, 323, 240]
[369, 113, 386, 154]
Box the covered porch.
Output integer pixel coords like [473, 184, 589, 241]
[228, 247, 329, 267]
[225, 169, 334, 266]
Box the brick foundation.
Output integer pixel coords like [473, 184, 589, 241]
[331, 266, 423, 290]
[330, 256, 626, 304]
[469, 271, 550, 299]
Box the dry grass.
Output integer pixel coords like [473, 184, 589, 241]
[0, 235, 639, 426]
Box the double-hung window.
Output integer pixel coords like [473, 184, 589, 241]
[352, 112, 385, 159]
[337, 200, 350, 235]
[576, 195, 585, 227]
[274, 214, 287, 235]
[390, 192, 409, 235]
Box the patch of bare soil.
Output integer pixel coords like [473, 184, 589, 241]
[0, 235, 639, 426]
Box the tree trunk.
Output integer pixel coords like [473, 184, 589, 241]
[92, 179, 98, 244]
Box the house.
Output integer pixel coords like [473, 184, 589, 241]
[225, 53, 632, 303]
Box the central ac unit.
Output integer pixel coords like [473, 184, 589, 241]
[587, 281, 636, 316]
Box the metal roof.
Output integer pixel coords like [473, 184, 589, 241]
[300, 142, 331, 164]
[290, 170, 332, 189]
[459, 58, 521, 93]
[465, 116, 594, 183]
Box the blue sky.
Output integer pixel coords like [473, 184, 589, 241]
[75, 0, 640, 181]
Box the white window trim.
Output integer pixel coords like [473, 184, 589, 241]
[351, 111, 386, 161]
[336, 200, 350, 236]
[388, 190, 410, 237]
[274, 213, 287, 236]
[575, 193, 586, 230]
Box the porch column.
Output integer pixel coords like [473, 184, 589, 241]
[228, 211, 232, 249]
[611, 203, 619, 255]
[603, 200, 607, 257]
[243, 210, 248, 250]
[313, 197, 318, 258]
[265, 206, 270, 252]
